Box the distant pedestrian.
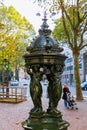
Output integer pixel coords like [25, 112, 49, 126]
[62, 84, 70, 108]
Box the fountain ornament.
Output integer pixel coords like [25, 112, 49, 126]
[22, 11, 69, 130]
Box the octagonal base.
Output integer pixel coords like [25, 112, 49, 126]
[22, 112, 69, 130]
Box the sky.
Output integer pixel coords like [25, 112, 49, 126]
[4, 0, 55, 34]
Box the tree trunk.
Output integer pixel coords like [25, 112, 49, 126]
[73, 52, 83, 101]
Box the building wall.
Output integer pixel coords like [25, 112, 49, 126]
[61, 48, 87, 85]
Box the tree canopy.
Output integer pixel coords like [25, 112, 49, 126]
[52, 0, 87, 49]
[0, 3, 35, 70]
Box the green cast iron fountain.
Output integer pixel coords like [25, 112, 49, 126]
[22, 11, 69, 130]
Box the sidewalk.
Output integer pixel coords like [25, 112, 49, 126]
[0, 97, 87, 130]
[59, 99, 87, 130]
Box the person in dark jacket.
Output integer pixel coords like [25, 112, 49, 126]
[62, 84, 70, 108]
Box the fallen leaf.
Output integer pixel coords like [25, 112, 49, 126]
[75, 117, 80, 119]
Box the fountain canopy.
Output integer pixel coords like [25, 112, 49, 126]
[24, 12, 65, 66]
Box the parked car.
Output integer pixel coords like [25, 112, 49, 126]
[9, 80, 19, 86]
[41, 79, 49, 86]
[81, 82, 87, 90]
[19, 78, 30, 86]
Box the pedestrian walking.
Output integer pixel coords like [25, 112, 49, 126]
[62, 84, 70, 108]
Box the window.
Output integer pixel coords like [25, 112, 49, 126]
[67, 66, 73, 71]
[65, 58, 72, 63]
[79, 64, 82, 69]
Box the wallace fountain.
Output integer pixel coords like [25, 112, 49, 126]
[22, 12, 69, 130]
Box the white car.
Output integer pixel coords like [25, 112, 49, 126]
[81, 82, 87, 90]
[20, 78, 30, 86]
[9, 80, 19, 86]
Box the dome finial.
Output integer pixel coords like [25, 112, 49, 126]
[41, 10, 49, 29]
[39, 10, 51, 36]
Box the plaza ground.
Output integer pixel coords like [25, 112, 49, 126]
[0, 97, 87, 130]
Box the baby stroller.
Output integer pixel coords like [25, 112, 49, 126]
[67, 92, 78, 110]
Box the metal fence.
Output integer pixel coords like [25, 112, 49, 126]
[0, 86, 27, 103]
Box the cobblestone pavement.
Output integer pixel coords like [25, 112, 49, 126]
[0, 97, 87, 130]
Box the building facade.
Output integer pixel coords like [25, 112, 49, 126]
[61, 48, 87, 86]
